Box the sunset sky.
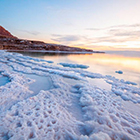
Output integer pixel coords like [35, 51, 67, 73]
[1, 0, 140, 51]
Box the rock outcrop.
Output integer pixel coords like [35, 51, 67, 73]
[0, 26, 16, 38]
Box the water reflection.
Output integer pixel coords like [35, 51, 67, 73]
[12, 51, 88, 57]
[67, 53, 140, 87]
[26, 74, 53, 95]
[12, 51, 140, 87]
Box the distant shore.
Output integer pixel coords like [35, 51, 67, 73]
[7, 50, 105, 54]
[0, 26, 105, 54]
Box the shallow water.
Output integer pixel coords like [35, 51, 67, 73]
[88, 78, 111, 90]
[0, 74, 10, 86]
[13, 51, 140, 88]
[25, 74, 53, 95]
[123, 100, 140, 117]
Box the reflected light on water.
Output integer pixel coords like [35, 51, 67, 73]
[67, 53, 140, 87]
[14, 51, 140, 87]
[68, 53, 140, 74]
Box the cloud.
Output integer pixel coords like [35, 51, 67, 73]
[109, 29, 140, 37]
[85, 23, 140, 31]
[19, 30, 40, 35]
[86, 28, 101, 31]
[110, 23, 140, 28]
[51, 32, 140, 46]
[87, 34, 140, 44]
[85, 23, 140, 44]
[51, 34, 82, 44]
[91, 37, 133, 43]
[51, 23, 140, 48]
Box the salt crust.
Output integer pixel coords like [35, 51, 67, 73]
[58, 63, 89, 69]
[0, 50, 140, 140]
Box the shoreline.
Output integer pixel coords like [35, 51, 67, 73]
[7, 49, 105, 54]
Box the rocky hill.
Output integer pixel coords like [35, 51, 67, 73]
[0, 26, 102, 53]
[0, 26, 16, 38]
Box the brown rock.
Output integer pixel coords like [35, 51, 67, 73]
[0, 26, 16, 38]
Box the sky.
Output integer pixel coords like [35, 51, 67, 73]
[0, 0, 140, 51]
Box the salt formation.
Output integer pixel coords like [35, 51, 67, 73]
[115, 70, 123, 74]
[0, 50, 140, 140]
[59, 63, 89, 69]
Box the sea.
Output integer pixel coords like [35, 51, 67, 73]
[13, 50, 140, 88]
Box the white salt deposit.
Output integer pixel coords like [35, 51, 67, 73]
[0, 50, 140, 140]
[115, 70, 123, 74]
[59, 63, 89, 69]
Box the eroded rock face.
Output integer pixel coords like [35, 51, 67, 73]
[0, 26, 16, 38]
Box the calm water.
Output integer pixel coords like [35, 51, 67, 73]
[0, 74, 10, 86]
[13, 51, 140, 88]
[26, 74, 53, 95]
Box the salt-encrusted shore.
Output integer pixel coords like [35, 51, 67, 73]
[0, 36, 97, 53]
[7, 50, 96, 54]
[0, 50, 140, 140]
